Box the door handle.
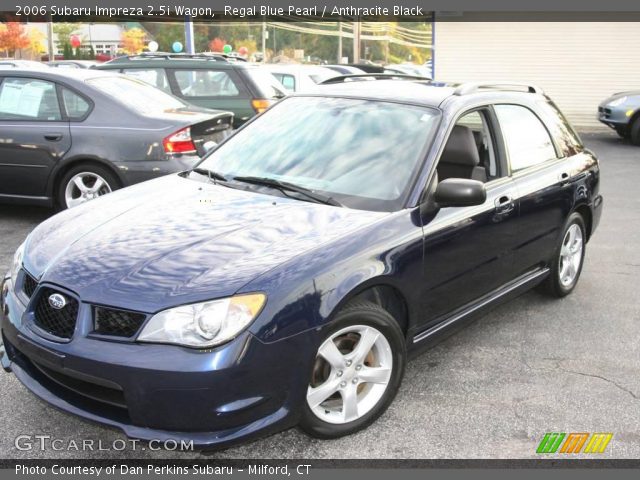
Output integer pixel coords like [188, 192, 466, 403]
[494, 194, 515, 214]
[44, 133, 62, 141]
[558, 172, 570, 184]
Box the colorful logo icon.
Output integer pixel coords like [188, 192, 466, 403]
[537, 432, 613, 454]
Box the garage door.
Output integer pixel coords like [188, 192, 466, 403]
[434, 18, 640, 128]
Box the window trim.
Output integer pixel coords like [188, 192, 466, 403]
[120, 67, 173, 95]
[493, 103, 562, 176]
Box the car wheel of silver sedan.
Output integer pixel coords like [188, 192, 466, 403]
[300, 301, 406, 438]
[57, 164, 119, 210]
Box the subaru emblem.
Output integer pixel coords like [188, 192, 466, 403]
[48, 293, 66, 310]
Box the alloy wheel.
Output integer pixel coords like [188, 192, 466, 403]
[558, 224, 583, 288]
[64, 172, 112, 208]
[307, 325, 393, 425]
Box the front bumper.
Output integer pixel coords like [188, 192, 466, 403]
[597, 105, 632, 129]
[0, 276, 313, 448]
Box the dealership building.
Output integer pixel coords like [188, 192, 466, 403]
[433, 17, 640, 127]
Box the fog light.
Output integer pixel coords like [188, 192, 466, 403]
[626, 109, 634, 117]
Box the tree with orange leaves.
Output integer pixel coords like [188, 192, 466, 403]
[208, 37, 225, 52]
[0, 22, 30, 57]
[121, 28, 146, 55]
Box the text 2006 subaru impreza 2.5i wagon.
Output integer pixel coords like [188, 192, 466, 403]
[1, 78, 603, 448]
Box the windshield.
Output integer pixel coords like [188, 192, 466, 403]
[87, 75, 186, 113]
[198, 96, 439, 211]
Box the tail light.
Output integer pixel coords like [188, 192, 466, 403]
[251, 99, 273, 114]
[163, 127, 197, 154]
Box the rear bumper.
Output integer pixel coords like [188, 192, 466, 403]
[0, 277, 312, 448]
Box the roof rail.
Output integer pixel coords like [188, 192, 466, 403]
[454, 82, 544, 96]
[109, 52, 230, 63]
[320, 73, 431, 85]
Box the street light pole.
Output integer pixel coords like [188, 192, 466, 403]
[262, 20, 266, 61]
[184, 16, 195, 54]
[337, 21, 342, 63]
[353, 20, 361, 63]
[47, 17, 55, 61]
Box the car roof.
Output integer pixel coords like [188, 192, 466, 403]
[1, 67, 120, 84]
[306, 78, 545, 108]
[97, 54, 247, 69]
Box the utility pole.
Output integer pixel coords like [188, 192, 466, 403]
[184, 16, 195, 53]
[261, 19, 267, 62]
[337, 22, 342, 63]
[353, 20, 361, 63]
[47, 16, 55, 61]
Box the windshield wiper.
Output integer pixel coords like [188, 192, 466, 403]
[191, 167, 228, 184]
[232, 176, 343, 207]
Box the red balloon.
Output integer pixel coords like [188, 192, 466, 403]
[70, 35, 81, 48]
[238, 46, 248, 56]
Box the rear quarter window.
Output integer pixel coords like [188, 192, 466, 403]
[536, 99, 583, 157]
[172, 69, 243, 98]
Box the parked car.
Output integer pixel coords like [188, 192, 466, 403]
[324, 65, 366, 75]
[47, 60, 100, 69]
[385, 63, 432, 79]
[1, 79, 602, 449]
[598, 91, 640, 145]
[96, 53, 286, 128]
[0, 60, 48, 69]
[263, 64, 339, 92]
[0, 69, 233, 209]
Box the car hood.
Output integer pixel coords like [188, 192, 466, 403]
[600, 91, 640, 105]
[24, 175, 386, 313]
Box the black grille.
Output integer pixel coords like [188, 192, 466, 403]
[22, 271, 38, 298]
[33, 288, 78, 339]
[93, 307, 147, 338]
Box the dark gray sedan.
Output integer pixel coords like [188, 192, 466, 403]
[0, 69, 233, 209]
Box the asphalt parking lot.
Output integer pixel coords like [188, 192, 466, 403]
[0, 130, 638, 459]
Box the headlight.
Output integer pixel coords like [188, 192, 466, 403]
[9, 241, 25, 281]
[608, 96, 628, 108]
[137, 293, 266, 348]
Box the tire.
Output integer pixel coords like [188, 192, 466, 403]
[630, 116, 640, 146]
[299, 301, 406, 439]
[539, 212, 587, 298]
[57, 164, 120, 210]
[615, 126, 630, 139]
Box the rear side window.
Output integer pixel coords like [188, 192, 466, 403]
[495, 104, 557, 172]
[122, 68, 172, 93]
[0, 78, 61, 121]
[62, 88, 90, 120]
[536, 99, 583, 157]
[272, 73, 295, 92]
[173, 70, 240, 97]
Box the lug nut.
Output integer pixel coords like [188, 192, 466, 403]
[346, 360, 352, 367]
[352, 378, 358, 384]
[340, 381, 347, 388]
[337, 370, 343, 377]
[355, 365, 362, 371]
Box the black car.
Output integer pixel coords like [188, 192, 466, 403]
[1, 77, 602, 447]
[0, 68, 233, 209]
[96, 53, 286, 128]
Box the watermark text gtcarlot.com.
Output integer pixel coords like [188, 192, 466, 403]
[14, 434, 194, 452]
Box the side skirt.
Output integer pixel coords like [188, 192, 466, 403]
[412, 267, 550, 346]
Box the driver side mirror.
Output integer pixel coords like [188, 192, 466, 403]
[435, 178, 486, 208]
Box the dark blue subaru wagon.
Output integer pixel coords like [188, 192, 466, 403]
[1, 78, 603, 448]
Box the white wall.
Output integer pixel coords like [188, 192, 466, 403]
[434, 20, 640, 127]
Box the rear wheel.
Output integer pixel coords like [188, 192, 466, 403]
[630, 117, 640, 146]
[57, 164, 119, 210]
[299, 302, 406, 439]
[540, 212, 586, 298]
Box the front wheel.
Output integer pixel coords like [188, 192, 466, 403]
[299, 302, 406, 439]
[540, 213, 586, 297]
[630, 117, 640, 146]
